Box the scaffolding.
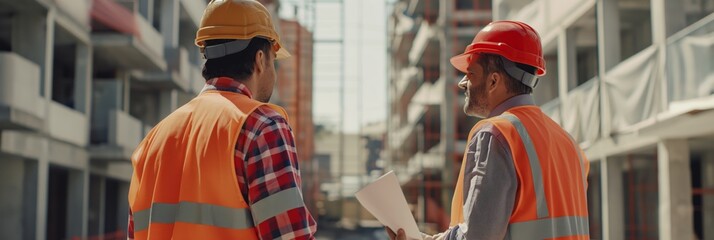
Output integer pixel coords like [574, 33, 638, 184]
[387, 0, 492, 233]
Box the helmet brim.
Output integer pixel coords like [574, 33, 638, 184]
[276, 44, 291, 60]
[450, 53, 471, 73]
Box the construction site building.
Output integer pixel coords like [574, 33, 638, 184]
[387, 0, 493, 233]
[0, 0, 315, 239]
[390, 0, 714, 238]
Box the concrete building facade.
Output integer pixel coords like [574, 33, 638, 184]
[0, 0, 241, 239]
[493, 0, 714, 238]
[389, 0, 714, 238]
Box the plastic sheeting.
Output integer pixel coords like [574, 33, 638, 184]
[603, 46, 663, 133]
[562, 78, 600, 144]
[666, 17, 714, 102]
[541, 98, 562, 125]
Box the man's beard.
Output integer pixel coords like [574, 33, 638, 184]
[465, 84, 489, 118]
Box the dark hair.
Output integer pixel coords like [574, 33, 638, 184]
[201, 38, 272, 81]
[476, 53, 536, 95]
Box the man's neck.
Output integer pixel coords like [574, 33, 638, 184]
[487, 94, 535, 118]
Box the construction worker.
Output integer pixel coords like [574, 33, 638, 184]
[126, 0, 316, 239]
[387, 21, 589, 240]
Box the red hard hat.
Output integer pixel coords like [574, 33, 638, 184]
[450, 21, 545, 76]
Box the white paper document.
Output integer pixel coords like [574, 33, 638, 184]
[355, 171, 422, 240]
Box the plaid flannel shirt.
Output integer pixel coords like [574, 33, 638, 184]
[128, 77, 316, 239]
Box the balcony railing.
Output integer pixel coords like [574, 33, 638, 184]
[48, 102, 88, 147]
[562, 77, 600, 145]
[107, 110, 142, 150]
[135, 13, 164, 59]
[409, 22, 436, 66]
[168, 47, 192, 90]
[396, 67, 421, 103]
[190, 65, 205, 94]
[666, 12, 714, 103]
[541, 98, 562, 125]
[55, 0, 91, 28]
[603, 45, 662, 134]
[91, 0, 166, 71]
[179, 0, 206, 28]
[0, 52, 45, 130]
[498, 0, 595, 40]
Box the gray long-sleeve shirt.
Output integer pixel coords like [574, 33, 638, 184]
[440, 94, 536, 240]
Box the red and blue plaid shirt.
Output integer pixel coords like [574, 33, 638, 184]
[128, 77, 317, 239]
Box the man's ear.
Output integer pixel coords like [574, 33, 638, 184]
[488, 71, 502, 93]
[255, 49, 265, 74]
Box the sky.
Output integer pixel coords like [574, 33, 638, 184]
[279, 0, 390, 133]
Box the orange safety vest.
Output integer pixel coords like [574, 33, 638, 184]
[127, 90, 289, 240]
[450, 106, 590, 240]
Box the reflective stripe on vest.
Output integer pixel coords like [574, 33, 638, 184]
[134, 187, 307, 232]
[501, 114, 549, 218]
[449, 107, 589, 238]
[251, 187, 306, 223]
[509, 216, 590, 239]
[129, 91, 292, 239]
[133, 202, 254, 232]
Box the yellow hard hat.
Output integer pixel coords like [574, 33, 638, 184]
[195, 0, 291, 60]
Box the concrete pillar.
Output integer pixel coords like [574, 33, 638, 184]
[87, 175, 106, 236]
[74, 43, 92, 114]
[0, 158, 25, 240]
[139, 0, 155, 23]
[651, 0, 686, 110]
[42, 10, 56, 100]
[438, 0, 455, 213]
[557, 27, 577, 132]
[159, 89, 178, 119]
[596, 0, 621, 73]
[160, 0, 180, 49]
[116, 182, 130, 232]
[66, 169, 89, 238]
[22, 161, 38, 240]
[702, 153, 714, 240]
[35, 158, 49, 240]
[651, 0, 686, 42]
[596, 0, 620, 139]
[557, 28, 577, 95]
[119, 71, 132, 113]
[657, 139, 693, 239]
[601, 157, 625, 240]
[492, 0, 508, 21]
[99, 177, 107, 235]
[11, 10, 50, 97]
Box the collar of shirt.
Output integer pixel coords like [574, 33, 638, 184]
[488, 94, 536, 118]
[201, 77, 254, 99]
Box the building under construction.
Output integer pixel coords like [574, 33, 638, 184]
[387, 0, 492, 233]
[0, 0, 315, 239]
[389, 0, 714, 239]
[276, 18, 318, 216]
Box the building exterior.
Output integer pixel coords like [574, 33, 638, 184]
[274, 18, 318, 217]
[0, 0, 300, 239]
[0, 0, 207, 238]
[313, 122, 386, 228]
[276, 19, 315, 175]
[389, 0, 714, 239]
[493, 0, 714, 239]
[387, 0, 492, 233]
